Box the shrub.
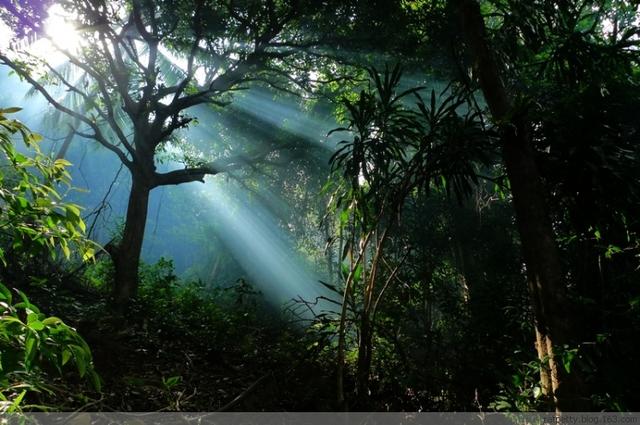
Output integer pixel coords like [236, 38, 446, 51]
[0, 282, 100, 412]
[0, 107, 96, 266]
[0, 107, 99, 411]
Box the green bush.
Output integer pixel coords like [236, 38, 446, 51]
[0, 107, 96, 265]
[0, 107, 100, 411]
[0, 282, 100, 412]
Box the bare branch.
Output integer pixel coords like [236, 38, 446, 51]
[54, 53, 136, 158]
[98, 31, 139, 118]
[0, 53, 133, 168]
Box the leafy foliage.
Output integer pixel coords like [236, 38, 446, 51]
[325, 65, 498, 407]
[328, 65, 494, 228]
[0, 0, 639, 414]
[0, 281, 100, 412]
[0, 108, 96, 265]
[68, 257, 337, 411]
[0, 108, 101, 412]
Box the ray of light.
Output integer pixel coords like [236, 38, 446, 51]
[231, 89, 340, 151]
[191, 179, 336, 316]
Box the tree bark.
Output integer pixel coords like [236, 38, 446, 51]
[535, 327, 553, 397]
[55, 120, 79, 160]
[356, 313, 373, 407]
[458, 0, 588, 411]
[111, 173, 151, 307]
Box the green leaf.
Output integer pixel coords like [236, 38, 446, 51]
[0, 283, 11, 303]
[353, 263, 364, 282]
[533, 386, 542, 399]
[65, 204, 81, 218]
[7, 390, 26, 413]
[28, 320, 45, 331]
[82, 247, 95, 262]
[89, 370, 102, 392]
[61, 243, 71, 259]
[563, 348, 578, 373]
[604, 245, 622, 259]
[16, 197, 28, 209]
[13, 152, 27, 164]
[339, 209, 349, 226]
[54, 158, 72, 167]
[70, 345, 87, 377]
[0, 107, 22, 114]
[163, 375, 181, 389]
[27, 312, 40, 324]
[62, 350, 72, 366]
[0, 316, 23, 325]
[42, 316, 63, 326]
[28, 133, 42, 143]
[24, 336, 37, 369]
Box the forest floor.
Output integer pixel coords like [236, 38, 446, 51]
[24, 277, 335, 412]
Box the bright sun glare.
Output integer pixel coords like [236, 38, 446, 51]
[33, 4, 81, 64]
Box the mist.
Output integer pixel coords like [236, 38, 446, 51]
[0, 66, 338, 309]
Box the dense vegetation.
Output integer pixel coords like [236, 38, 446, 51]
[0, 0, 639, 413]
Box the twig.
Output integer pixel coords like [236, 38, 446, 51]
[72, 395, 106, 413]
[215, 373, 272, 412]
[86, 163, 125, 238]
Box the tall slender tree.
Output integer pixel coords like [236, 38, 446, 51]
[455, 0, 589, 411]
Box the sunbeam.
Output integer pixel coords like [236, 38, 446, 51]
[193, 179, 333, 314]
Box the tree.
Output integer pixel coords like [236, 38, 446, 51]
[1, 0, 331, 306]
[328, 65, 492, 407]
[314, 0, 639, 410]
[349, 0, 636, 410]
[454, 0, 640, 411]
[0, 0, 54, 39]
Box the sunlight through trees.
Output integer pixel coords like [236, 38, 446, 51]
[0, 0, 639, 414]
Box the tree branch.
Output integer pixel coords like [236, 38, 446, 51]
[153, 162, 226, 186]
[0, 53, 133, 169]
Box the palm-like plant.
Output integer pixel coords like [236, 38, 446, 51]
[328, 64, 495, 407]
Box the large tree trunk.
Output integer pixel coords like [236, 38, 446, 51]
[502, 128, 587, 410]
[111, 174, 151, 307]
[458, 0, 588, 411]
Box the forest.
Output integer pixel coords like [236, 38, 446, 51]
[0, 0, 639, 414]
